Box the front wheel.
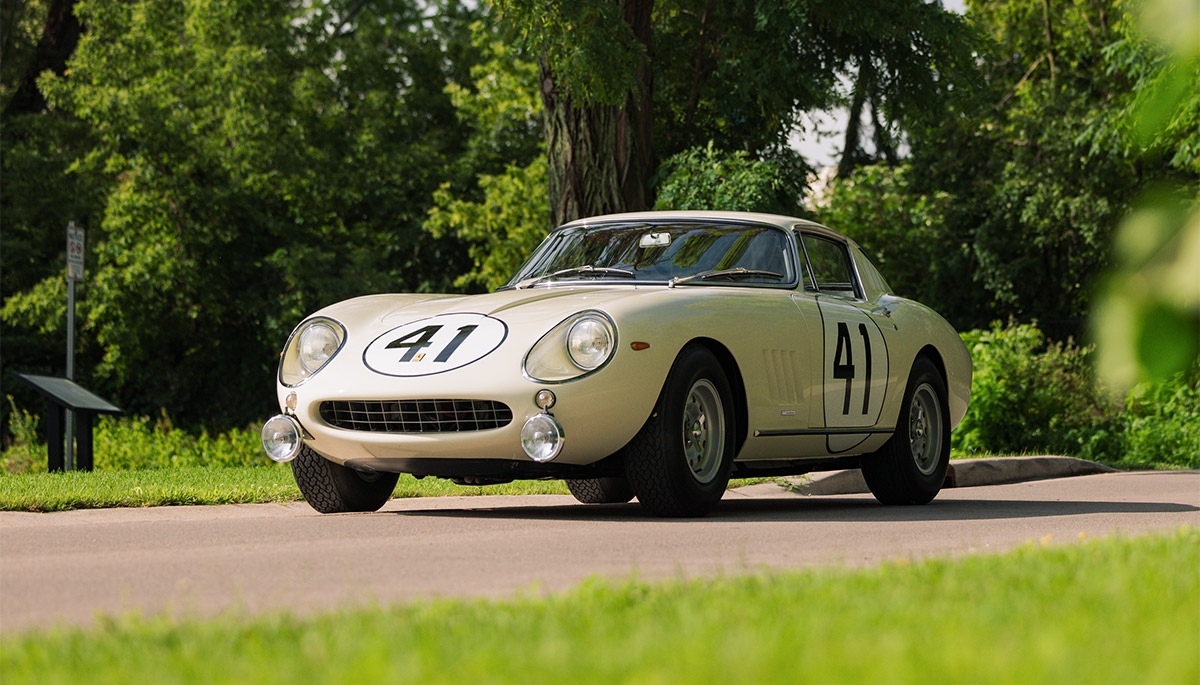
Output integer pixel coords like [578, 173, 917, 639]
[861, 357, 951, 505]
[292, 445, 399, 513]
[565, 477, 635, 504]
[623, 346, 735, 517]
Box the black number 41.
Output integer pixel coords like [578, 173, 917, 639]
[386, 325, 478, 363]
[832, 321, 872, 415]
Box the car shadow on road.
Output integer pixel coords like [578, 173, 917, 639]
[385, 496, 1199, 523]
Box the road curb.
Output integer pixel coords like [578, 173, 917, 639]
[770, 456, 1120, 497]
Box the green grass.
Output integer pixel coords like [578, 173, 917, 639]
[0, 466, 302, 511]
[2, 529, 1195, 684]
[0, 467, 782, 512]
[0, 466, 580, 512]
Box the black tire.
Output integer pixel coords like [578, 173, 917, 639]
[861, 357, 951, 505]
[291, 445, 399, 513]
[565, 476, 635, 504]
[623, 345, 736, 517]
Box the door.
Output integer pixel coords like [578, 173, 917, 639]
[799, 232, 891, 454]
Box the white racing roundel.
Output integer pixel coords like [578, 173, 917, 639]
[363, 313, 507, 377]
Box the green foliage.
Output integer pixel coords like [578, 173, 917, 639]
[422, 20, 548, 291]
[0, 0, 47, 109]
[1120, 368, 1200, 470]
[492, 0, 646, 106]
[899, 0, 1198, 334]
[653, 142, 800, 215]
[0, 411, 265, 474]
[2, 530, 1196, 683]
[649, 0, 980, 162]
[954, 321, 1122, 458]
[442, 25, 543, 177]
[812, 164, 956, 303]
[425, 158, 550, 291]
[955, 321, 1199, 469]
[2, 0, 485, 425]
[1092, 0, 1200, 392]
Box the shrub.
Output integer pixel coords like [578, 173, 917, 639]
[954, 320, 1200, 469]
[654, 142, 801, 215]
[953, 321, 1123, 458]
[0, 408, 265, 473]
[1119, 369, 1200, 469]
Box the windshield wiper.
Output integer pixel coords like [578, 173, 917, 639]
[667, 267, 784, 288]
[516, 265, 636, 289]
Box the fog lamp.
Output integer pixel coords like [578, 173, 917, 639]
[521, 413, 564, 462]
[261, 414, 303, 463]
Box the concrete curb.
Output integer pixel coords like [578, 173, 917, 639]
[770, 456, 1120, 497]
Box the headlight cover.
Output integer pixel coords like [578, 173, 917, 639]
[567, 316, 614, 370]
[524, 310, 617, 382]
[279, 317, 347, 386]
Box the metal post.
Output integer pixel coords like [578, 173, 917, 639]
[65, 278, 75, 471]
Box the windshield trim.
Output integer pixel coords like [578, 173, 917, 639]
[497, 218, 802, 292]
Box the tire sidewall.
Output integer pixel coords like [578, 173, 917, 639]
[656, 346, 736, 505]
[894, 359, 951, 497]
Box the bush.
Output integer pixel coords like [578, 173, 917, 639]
[1120, 369, 1200, 469]
[954, 321, 1200, 469]
[954, 321, 1122, 458]
[654, 142, 802, 215]
[0, 406, 265, 474]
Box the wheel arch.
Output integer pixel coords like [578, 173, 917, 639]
[915, 340, 970, 429]
[686, 337, 749, 455]
[916, 344, 947, 389]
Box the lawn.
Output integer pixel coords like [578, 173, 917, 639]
[1, 528, 1195, 684]
[0, 465, 577, 512]
[0, 466, 787, 512]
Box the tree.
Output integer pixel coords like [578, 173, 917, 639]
[654, 142, 798, 215]
[1, 0, 80, 115]
[495, 0, 977, 225]
[2, 0, 488, 425]
[889, 0, 1166, 333]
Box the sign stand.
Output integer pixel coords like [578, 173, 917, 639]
[65, 222, 85, 470]
[13, 374, 123, 471]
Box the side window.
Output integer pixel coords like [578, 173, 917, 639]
[800, 234, 860, 299]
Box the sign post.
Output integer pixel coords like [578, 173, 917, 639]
[65, 222, 85, 471]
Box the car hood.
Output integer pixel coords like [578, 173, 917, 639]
[313, 286, 650, 333]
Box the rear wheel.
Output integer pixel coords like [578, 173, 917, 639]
[861, 357, 950, 505]
[292, 445, 399, 513]
[624, 346, 735, 517]
[565, 476, 635, 504]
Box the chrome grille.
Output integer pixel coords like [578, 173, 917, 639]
[319, 399, 513, 433]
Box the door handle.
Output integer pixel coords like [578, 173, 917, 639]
[868, 305, 892, 318]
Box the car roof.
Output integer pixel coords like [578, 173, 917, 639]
[558, 210, 858, 248]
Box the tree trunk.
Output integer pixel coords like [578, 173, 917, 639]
[838, 58, 871, 177]
[5, 0, 80, 116]
[538, 0, 654, 227]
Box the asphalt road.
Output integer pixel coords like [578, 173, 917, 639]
[2, 470, 1197, 633]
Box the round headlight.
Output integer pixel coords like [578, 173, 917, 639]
[521, 413, 564, 462]
[566, 316, 614, 370]
[261, 415, 302, 463]
[298, 322, 340, 374]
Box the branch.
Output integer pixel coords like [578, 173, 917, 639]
[997, 54, 1045, 109]
[332, 0, 370, 40]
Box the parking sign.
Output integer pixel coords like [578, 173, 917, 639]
[67, 222, 85, 282]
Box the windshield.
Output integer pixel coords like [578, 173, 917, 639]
[504, 221, 795, 289]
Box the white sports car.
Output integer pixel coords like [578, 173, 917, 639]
[261, 211, 971, 516]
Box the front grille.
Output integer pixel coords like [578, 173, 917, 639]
[319, 399, 513, 433]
